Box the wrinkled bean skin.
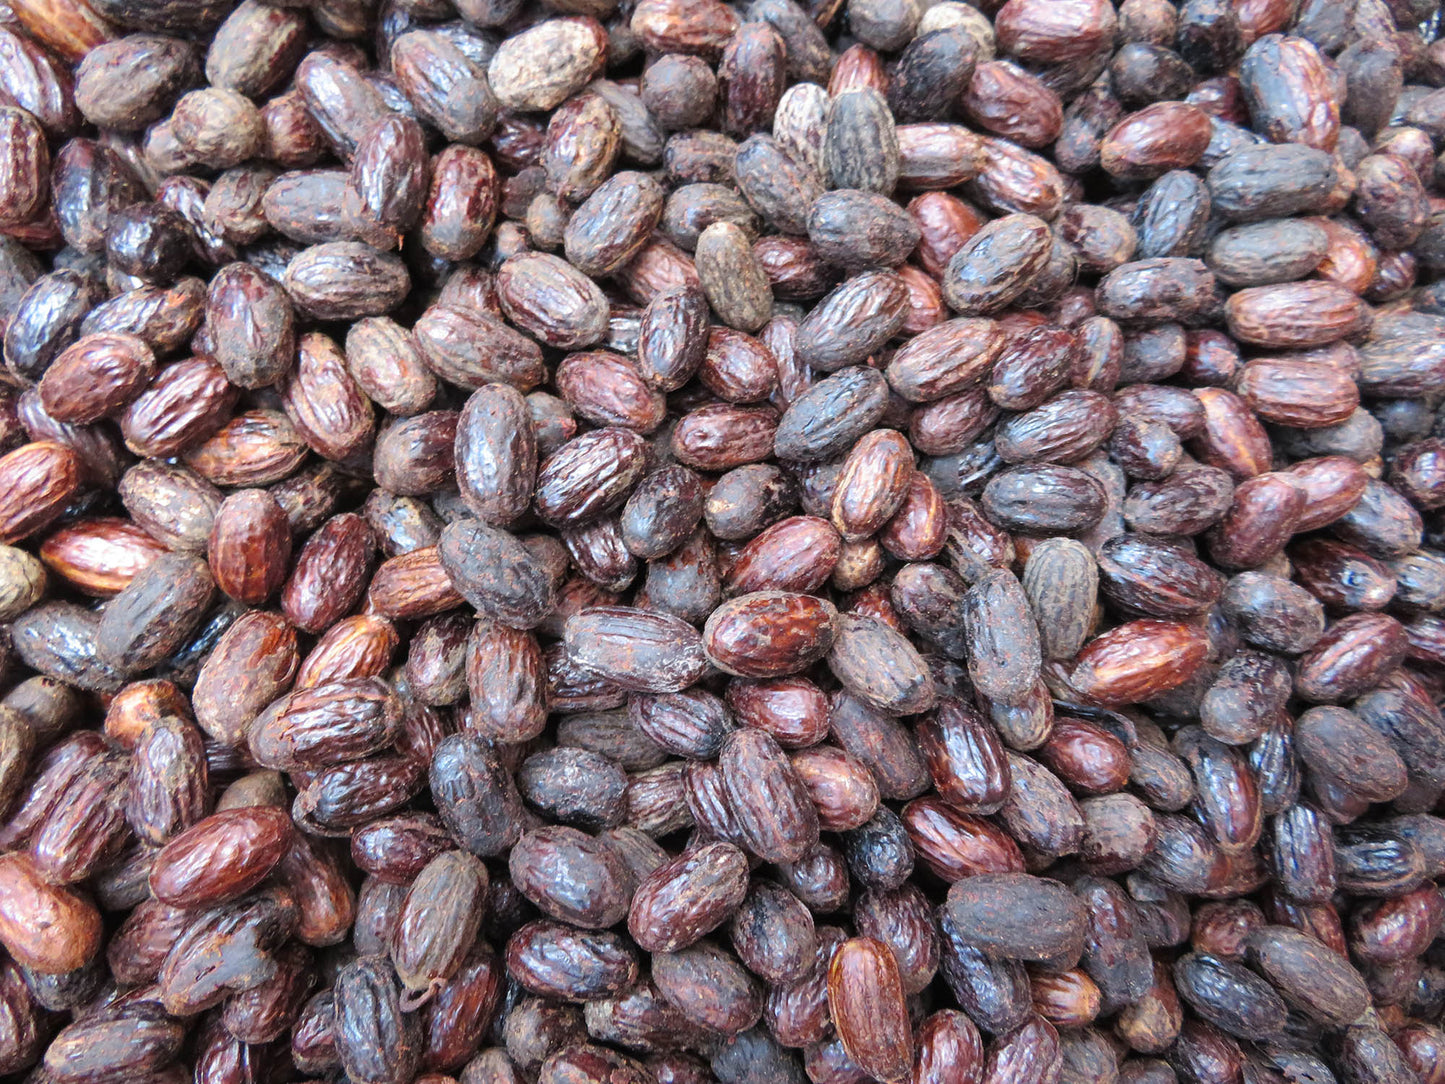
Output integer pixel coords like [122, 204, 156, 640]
[150, 807, 295, 908]
[828, 937, 913, 1081]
